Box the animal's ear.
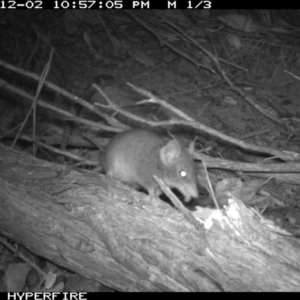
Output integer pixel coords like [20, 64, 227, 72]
[160, 140, 181, 166]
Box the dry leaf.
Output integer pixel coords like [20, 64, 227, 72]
[215, 178, 242, 206]
[217, 14, 258, 33]
[5, 262, 32, 292]
[130, 49, 156, 67]
[45, 281, 64, 292]
[44, 271, 57, 290]
[83, 32, 94, 52]
[64, 275, 102, 292]
[226, 34, 242, 50]
[215, 178, 265, 207]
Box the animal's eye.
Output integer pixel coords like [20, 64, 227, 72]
[180, 170, 187, 178]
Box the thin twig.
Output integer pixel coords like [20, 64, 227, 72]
[0, 78, 123, 133]
[0, 59, 124, 128]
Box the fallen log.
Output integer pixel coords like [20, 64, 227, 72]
[0, 144, 300, 291]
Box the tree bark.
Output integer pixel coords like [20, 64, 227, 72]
[0, 144, 300, 291]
